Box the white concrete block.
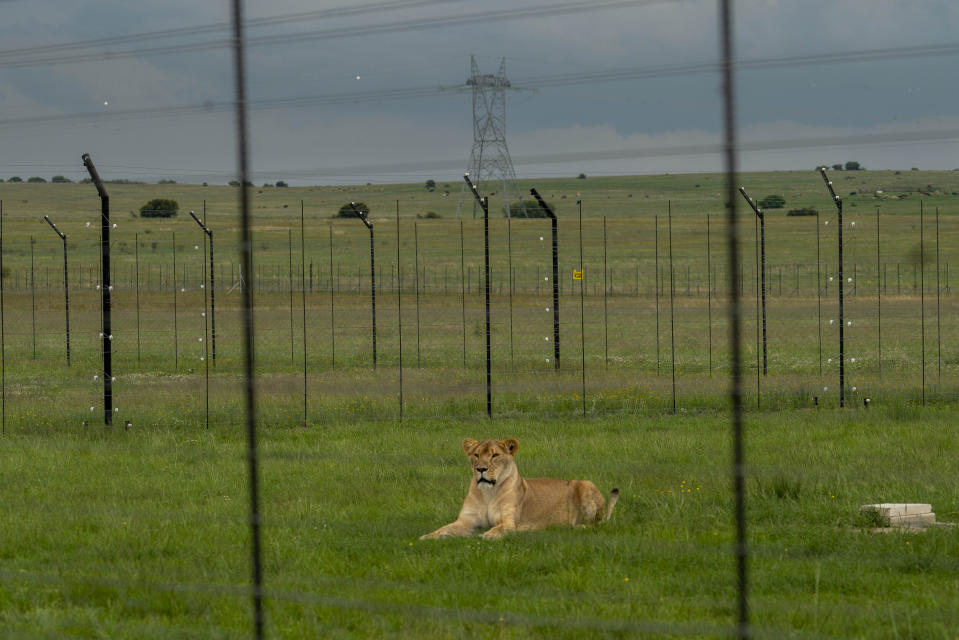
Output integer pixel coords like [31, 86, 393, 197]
[860, 503, 935, 526]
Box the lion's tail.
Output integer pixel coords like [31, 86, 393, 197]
[603, 488, 620, 522]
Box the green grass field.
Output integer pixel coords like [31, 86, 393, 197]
[1, 408, 958, 638]
[0, 171, 957, 637]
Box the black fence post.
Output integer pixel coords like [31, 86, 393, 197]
[464, 174, 492, 419]
[349, 202, 376, 369]
[739, 187, 767, 376]
[530, 188, 560, 370]
[81, 153, 113, 426]
[876, 207, 881, 378]
[189, 210, 216, 366]
[43, 216, 71, 366]
[820, 167, 844, 408]
[706, 214, 713, 374]
[300, 202, 308, 427]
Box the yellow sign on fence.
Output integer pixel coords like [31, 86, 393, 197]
[572, 269, 583, 280]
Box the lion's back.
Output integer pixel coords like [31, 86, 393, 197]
[520, 478, 606, 528]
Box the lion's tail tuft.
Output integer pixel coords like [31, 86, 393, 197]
[604, 488, 619, 522]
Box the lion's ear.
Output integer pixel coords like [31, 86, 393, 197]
[502, 438, 519, 456]
[462, 438, 479, 454]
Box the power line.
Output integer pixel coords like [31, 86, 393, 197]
[0, 0, 679, 69]
[2, 38, 958, 131]
[0, 0, 467, 60]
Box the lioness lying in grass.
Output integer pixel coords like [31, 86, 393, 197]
[421, 438, 618, 540]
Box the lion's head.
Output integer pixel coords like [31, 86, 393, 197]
[462, 438, 519, 488]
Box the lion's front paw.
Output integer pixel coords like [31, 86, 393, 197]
[481, 528, 506, 540]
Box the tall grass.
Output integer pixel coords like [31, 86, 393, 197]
[0, 408, 957, 637]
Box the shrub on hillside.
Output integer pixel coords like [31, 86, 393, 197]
[337, 202, 369, 219]
[139, 198, 179, 218]
[758, 195, 785, 209]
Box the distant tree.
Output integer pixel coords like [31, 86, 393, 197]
[845, 161, 862, 171]
[275, 180, 288, 188]
[424, 179, 436, 192]
[337, 201, 369, 219]
[51, 175, 72, 183]
[158, 179, 177, 184]
[27, 177, 47, 183]
[577, 173, 587, 179]
[831, 164, 843, 171]
[8, 176, 22, 182]
[758, 195, 786, 209]
[229, 180, 240, 187]
[139, 198, 179, 218]
[787, 207, 818, 217]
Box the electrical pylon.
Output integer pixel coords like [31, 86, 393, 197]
[457, 56, 527, 218]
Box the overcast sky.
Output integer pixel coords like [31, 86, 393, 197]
[1, 0, 958, 185]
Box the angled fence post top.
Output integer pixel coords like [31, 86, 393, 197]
[349, 202, 373, 230]
[819, 167, 842, 205]
[738, 186, 763, 219]
[189, 210, 213, 236]
[462, 174, 488, 211]
[529, 188, 557, 220]
[81, 153, 108, 199]
[43, 215, 66, 240]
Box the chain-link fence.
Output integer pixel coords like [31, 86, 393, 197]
[2, 200, 956, 431]
[3, 1, 959, 638]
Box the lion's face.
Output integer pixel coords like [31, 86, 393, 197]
[462, 438, 519, 488]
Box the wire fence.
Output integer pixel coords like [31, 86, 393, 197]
[2, 206, 956, 426]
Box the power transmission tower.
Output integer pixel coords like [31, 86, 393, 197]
[457, 56, 527, 218]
